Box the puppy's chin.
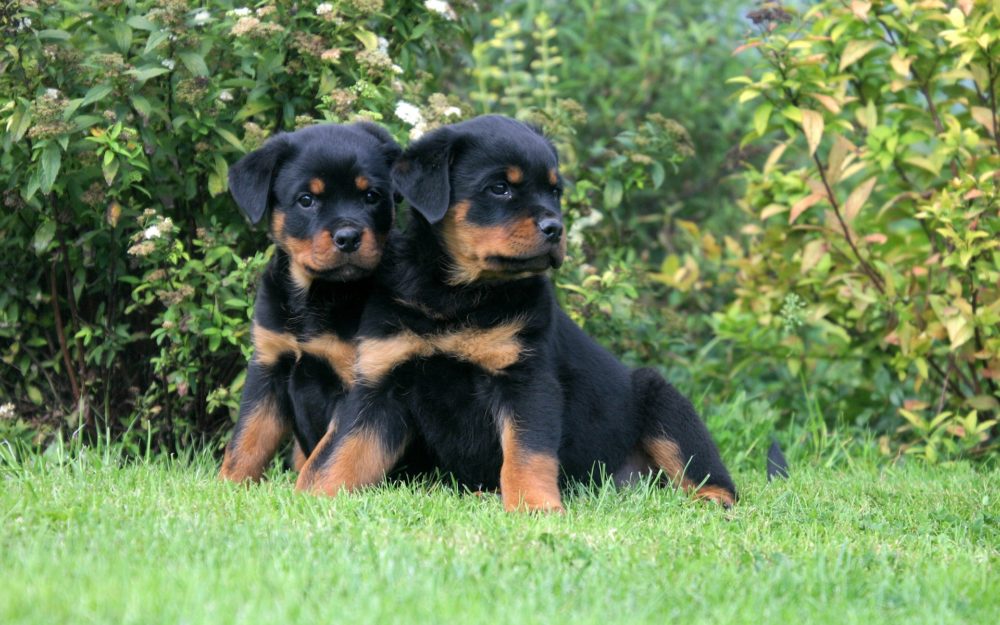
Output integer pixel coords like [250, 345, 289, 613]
[310, 263, 376, 282]
[480, 247, 564, 281]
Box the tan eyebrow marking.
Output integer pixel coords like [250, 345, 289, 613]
[355, 175, 370, 191]
[505, 166, 523, 184]
[309, 178, 325, 194]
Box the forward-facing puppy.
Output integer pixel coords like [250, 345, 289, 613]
[296, 115, 735, 510]
[219, 122, 401, 482]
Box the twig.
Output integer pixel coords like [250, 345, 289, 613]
[812, 153, 886, 293]
[49, 261, 80, 401]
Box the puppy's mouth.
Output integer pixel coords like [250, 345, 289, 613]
[485, 246, 564, 275]
[307, 261, 376, 282]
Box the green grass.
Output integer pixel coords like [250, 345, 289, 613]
[1, 442, 997, 625]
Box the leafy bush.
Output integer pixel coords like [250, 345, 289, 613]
[0, 0, 468, 449]
[717, 0, 999, 459]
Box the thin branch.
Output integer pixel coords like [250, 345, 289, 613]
[812, 153, 886, 293]
[49, 261, 80, 402]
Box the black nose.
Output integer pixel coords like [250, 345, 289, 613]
[333, 227, 361, 253]
[537, 218, 563, 243]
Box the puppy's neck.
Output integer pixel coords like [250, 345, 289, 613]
[386, 215, 545, 321]
[273, 248, 374, 307]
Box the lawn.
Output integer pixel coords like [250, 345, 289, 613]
[1, 440, 997, 625]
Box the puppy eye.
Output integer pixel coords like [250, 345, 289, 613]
[488, 182, 511, 197]
[552, 187, 562, 198]
[297, 194, 315, 208]
[364, 190, 382, 205]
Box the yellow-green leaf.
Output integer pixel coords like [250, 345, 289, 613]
[801, 109, 824, 157]
[790, 192, 824, 224]
[843, 176, 877, 223]
[839, 40, 878, 72]
[754, 102, 773, 136]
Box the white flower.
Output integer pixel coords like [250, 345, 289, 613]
[231, 7, 251, 17]
[443, 106, 461, 117]
[377, 36, 389, 54]
[193, 10, 210, 24]
[161, 59, 176, 70]
[0, 402, 15, 420]
[424, 0, 456, 20]
[395, 101, 424, 126]
[45, 88, 61, 98]
[218, 89, 234, 102]
[316, 3, 334, 15]
[143, 225, 161, 240]
[391, 64, 403, 74]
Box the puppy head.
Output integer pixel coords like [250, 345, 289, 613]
[392, 115, 566, 286]
[228, 122, 401, 287]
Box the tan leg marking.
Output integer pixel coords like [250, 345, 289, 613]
[643, 438, 736, 507]
[301, 334, 357, 387]
[292, 440, 308, 472]
[296, 428, 405, 496]
[499, 417, 563, 513]
[219, 395, 288, 482]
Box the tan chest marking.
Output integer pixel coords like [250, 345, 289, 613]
[300, 334, 357, 387]
[252, 324, 357, 386]
[356, 320, 527, 384]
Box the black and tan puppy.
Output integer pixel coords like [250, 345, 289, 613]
[296, 115, 735, 510]
[219, 122, 401, 482]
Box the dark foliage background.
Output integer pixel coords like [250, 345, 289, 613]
[1, 0, 996, 463]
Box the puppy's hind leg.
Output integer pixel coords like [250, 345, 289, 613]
[631, 368, 737, 507]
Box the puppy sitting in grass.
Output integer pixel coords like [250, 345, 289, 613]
[297, 115, 735, 511]
[219, 123, 401, 482]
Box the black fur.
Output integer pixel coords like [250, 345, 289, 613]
[219, 123, 401, 482]
[298, 116, 735, 509]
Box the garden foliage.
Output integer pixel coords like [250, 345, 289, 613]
[719, 0, 999, 459]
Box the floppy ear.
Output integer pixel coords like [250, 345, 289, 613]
[353, 121, 403, 168]
[228, 134, 292, 225]
[391, 126, 459, 224]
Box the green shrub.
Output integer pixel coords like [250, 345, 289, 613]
[716, 1, 999, 460]
[0, 0, 468, 449]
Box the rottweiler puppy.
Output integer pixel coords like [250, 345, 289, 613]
[218, 122, 401, 482]
[295, 115, 735, 510]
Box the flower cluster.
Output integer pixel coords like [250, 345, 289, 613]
[425, 0, 456, 20]
[28, 89, 73, 140]
[231, 15, 284, 38]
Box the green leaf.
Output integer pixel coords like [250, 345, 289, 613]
[126, 15, 157, 31]
[754, 102, 773, 136]
[33, 220, 57, 254]
[214, 128, 244, 151]
[144, 30, 170, 54]
[113, 23, 133, 53]
[650, 161, 665, 190]
[27, 385, 43, 405]
[603, 179, 623, 209]
[234, 99, 276, 122]
[128, 67, 170, 84]
[40, 143, 61, 194]
[36, 29, 70, 40]
[81, 84, 113, 107]
[178, 51, 209, 77]
[355, 29, 379, 51]
[103, 157, 119, 186]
